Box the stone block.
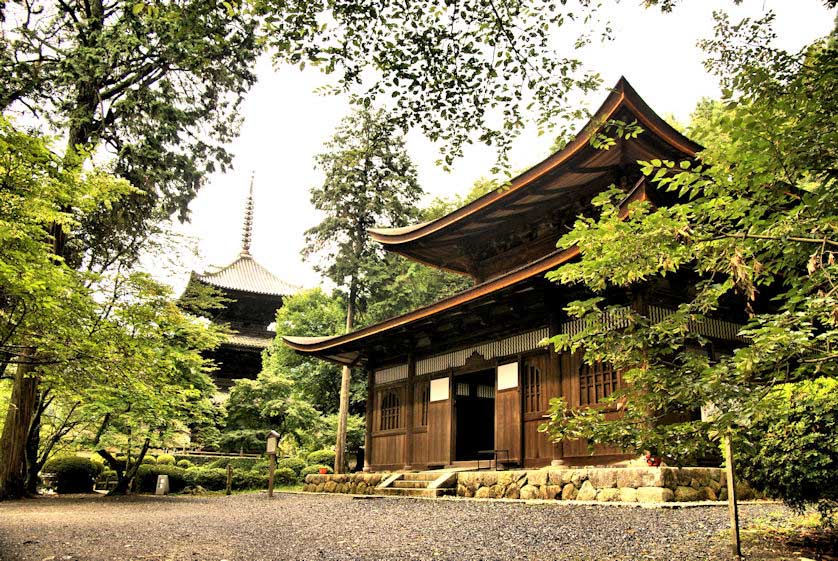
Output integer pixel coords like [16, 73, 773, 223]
[324, 481, 337, 493]
[636, 487, 674, 503]
[357, 482, 367, 494]
[597, 488, 621, 502]
[520, 485, 540, 500]
[475, 486, 496, 499]
[588, 469, 617, 489]
[576, 481, 597, 501]
[708, 479, 722, 494]
[674, 486, 703, 502]
[504, 486, 520, 499]
[570, 469, 587, 488]
[703, 487, 718, 501]
[542, 485, 563, 500]
[619, 487, 638, 502]
[528, 469, 548, 487]
[480, 472, 499, 487]
[315, 483, 324, 493]
[491, 484, 505, 497]
[561, 483, 578, 501]
[547, 470, 569, 486]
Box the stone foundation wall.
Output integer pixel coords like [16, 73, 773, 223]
[303, 473, 384, 494]
[457, 467, 728, 503]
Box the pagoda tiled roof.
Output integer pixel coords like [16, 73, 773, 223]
[223, 330, 274, 350]
[193, 254, 298, 296]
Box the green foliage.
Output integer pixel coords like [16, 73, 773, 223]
[155, 454, 175, 466]
[300, 464, 333, 477]
[541, 18, 838, 513]
[277, 457, 306, 476]
[257, 0, 603, 170]
[273, 467, 297, 486]
[224, 370, 319, 450]
[140, 456, 157, 465]
[206, 457, 259, 471]
[185, 467, 228, 491]
[306, 449, 336, 466]
[41, 456, 99, 494]
[733, 378, 838, 518]
[176, 459, 194, 469]
[136, 465, 188, 494]
[232, 469, 264, 491]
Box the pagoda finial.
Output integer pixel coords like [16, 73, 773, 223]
[241, 172, 254, 256]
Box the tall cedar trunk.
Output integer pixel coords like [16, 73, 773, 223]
[334, 279, 357, 474]
[23, 391, 46, 495]
[0, 0, 104, 499]
[0, 349, 37, 499]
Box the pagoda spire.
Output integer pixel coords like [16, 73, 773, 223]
[241, 172, 254, 256]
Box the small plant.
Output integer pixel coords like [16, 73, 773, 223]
[176, 459, 194, 469]
[42, 456, 99, 494]
[300, 464, 333, 477]
[156, 454, 176, 465]
[306, 449, 335, 466]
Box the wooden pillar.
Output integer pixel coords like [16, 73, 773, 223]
[404, 354, 416, 470]
[363, 367, 374, 472]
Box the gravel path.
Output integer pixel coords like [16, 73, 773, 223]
[0, 493, 793, 561]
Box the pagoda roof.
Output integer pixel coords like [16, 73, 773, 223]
[192, 254, 298, 297]
[283, 179, 648, 365]
[223, 330, 274, 350]
[368, 77, 701, 278]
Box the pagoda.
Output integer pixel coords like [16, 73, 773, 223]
[283, 78, 745, 471]
[187, 177, 298, 391]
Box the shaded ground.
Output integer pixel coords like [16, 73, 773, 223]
[0, 492, 821, 561]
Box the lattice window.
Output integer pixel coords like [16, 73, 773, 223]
[524, 364, 543, 413]
[417, 381, 430, 427]
[579, 361, 618, 406]
[379, 390, 401, 431]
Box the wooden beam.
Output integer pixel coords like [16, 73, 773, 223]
[363, 368, 374, 472]
[404, 353, 416, 470]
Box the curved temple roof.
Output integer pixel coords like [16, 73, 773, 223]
[284, 179, 650, 365]
[193, 255, 299, 297]
[368, 77, 701, 278]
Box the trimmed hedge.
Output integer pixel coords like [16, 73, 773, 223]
[274, 467, 297, 486]
[42, 456, 99, 494]
[300, 464, 333, 477]
[206, 457, 259, 471]
[140, 456, 156, 465]
[136, 465, 188, 493]
[156, 454, 176, 465]
[176, 459, 194, 469]
[186, 468, 228, 491]
[277, 457, 306, 476]
[306, 449, 335, 466]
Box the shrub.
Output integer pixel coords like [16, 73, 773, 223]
[207, 457, 259, 471]
[186, 468, 228, 491]
[176, 459, 194, 469]
[140, 455, 156, 465]
[300, 464, 333, 478]
[274, 467, 297, 486]
[173, 455, 216, 467]
[277, 457, 306, 476]
[233, 470, 264, 490]
[306, 449, 335, 466]
[156, 454, 176, 465]
[251, 460, 269, 474]
[42, 456, 98, 494]
[136, 465, 188, 493]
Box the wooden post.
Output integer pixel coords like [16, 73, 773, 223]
[226, 464, 232, 496]
[363, 368, 374, 472]
[267, 453, 276, 498]
[723, 434, 742, 558]
[404, 354, 415, 470]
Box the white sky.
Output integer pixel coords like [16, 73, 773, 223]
[157, 0, 834, 293]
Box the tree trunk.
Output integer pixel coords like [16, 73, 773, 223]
[99, 437, 151, 495]
[0, 348, 38, 500]
[334, 279, 357, 474]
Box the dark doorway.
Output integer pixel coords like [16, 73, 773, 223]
[454, 370, 496, 461]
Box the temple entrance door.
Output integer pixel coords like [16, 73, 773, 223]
[453, 370, 496, 461]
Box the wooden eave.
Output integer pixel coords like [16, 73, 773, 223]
[283, 180, 649, 366]
[368, 77, 701, 279]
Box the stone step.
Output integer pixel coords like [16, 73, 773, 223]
[401, 472, 440, 482]
[375, 487, 455, 498]
[392, 480, 430, 489]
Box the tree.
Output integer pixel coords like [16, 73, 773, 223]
[541, 15, 837, 517]
[303, 108, 423, 472]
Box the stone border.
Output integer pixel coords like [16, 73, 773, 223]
[303, 467, 758, 503]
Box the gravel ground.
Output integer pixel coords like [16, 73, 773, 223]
[0, 492, 796, 561]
